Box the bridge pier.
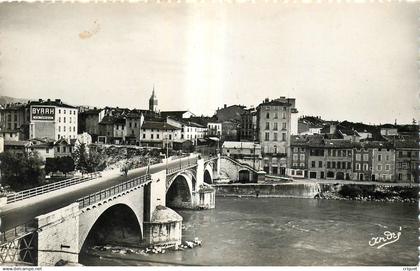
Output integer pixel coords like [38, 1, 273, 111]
[143, 171, 182, 247]
[36, 203, 79, 266]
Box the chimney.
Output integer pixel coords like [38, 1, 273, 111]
[47, 98, 51, 102]
[38, 99, 42, 102]
[55, 99, 61, 103]
[224, 104, 227, 109]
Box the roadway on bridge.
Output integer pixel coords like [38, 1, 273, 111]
[0, 156, 198, 232]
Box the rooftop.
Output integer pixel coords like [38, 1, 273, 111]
[141, 121, 180, 130]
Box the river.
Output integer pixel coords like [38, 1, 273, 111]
[80, 197, 418, 266]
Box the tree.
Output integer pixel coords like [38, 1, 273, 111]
[45, 158, 58, 175]
[0, 151, 44, 190]
[86, 147, 105, 173]
[73, 143, 89, 174]
[59, 156, 75, 176]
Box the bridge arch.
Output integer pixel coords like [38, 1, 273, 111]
[166, 174, 193, 209]
[79, 202, 143, 252]
[204, 163, 214, 184]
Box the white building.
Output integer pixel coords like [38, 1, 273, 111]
[166, 117, 206, 144]
[29, 99, 78, 141]
[207, 122, 222, 137]
[140, 121, 181, 148]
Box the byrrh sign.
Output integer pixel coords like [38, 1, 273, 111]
[32, 106, 55, 121]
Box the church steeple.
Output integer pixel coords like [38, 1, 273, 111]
[149, 85, 158, 112]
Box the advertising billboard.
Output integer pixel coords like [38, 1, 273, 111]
[31, 106, 55, 121]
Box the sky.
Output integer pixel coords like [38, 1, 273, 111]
[0, 2, 418, 124]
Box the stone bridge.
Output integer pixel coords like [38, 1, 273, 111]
[0, 154, 220, 266]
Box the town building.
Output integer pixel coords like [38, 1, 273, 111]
[366, 141, 395, 182]
[28, 99, 78, 141]
[125, 110, 144, 145]
[166, 117, 206, 144]
[0, 103, 29, 133]
[29, 138, 55, 161]
[215, 104, 246, 122]
[353, 145, 372, 181]
[239, 107, 257, 142]
[3, 140, 32, 155]
[207, 122, 222, 137]
[257, 97, 298, 176]
[140, 121, 181, 149]
[394, 140, 419, 183]
[78, 108, 105, 141]
[98, 115, 126, 144]
[54, 138, 76, 158]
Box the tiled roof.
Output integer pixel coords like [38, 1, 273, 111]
[30, 99, 76, 109]
[4, 140, 31, 146]
[141, 121, 180, 130]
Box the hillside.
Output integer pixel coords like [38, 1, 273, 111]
[0, 95, 30, 105]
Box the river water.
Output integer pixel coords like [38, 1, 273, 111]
[80, 197, 418, 266]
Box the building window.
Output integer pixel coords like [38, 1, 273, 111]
[377, 154, 382, 162]
[151, 134, 154, 139]
[157, 134, 160, 139]
[282, 133, 286, 141]
[265, 132, 269, 141]
[293, 154, 298, 161]
[282, 122, 286, 130]
[64, 117, 66, 123]
[377, 165, 382, 171]
[64, 126, 66, 132]
[356, 163, 360, 170]
[273, 133, 278, 141]
[347, 162, 351, 169]
[385, 164, 390, 171]
[169, 134, 172, 140]
[265, 122, 270, 130]
[59, 117, 61, 123]
[385, 155, 389, 161]
[332, 162, 336, 168]
[347, 150, 352, 156]
[363, 154, 368, 161]
[356, 154, 361, 161]
[143, 134, 146, 139]
[273, 123, 278, 131]
[274, 112, 278, 119]
[59, 109, 61, 114]
[266, 112, 270, 119]
[282, 112, 286, 119]
[300, 154, 305, 160]
[311, 161, 316, 168]
[59, 126, 61, 132]
[363, 164, 368, 171]
[318, 161, 322, 168]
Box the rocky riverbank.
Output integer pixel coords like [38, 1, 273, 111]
[213, 182, 418, 203]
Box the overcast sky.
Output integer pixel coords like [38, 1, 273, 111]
[0, 2, 418, 124]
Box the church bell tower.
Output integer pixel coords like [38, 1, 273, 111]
[149, 86, 158, 112]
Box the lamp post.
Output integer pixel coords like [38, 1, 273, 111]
[165, 133, 169, 172]
[253, 143, 256, 170]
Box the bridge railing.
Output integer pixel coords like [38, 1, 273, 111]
[166, 161, 196, 175]
[6, 172, 102, 204]
[0, 220, 37, 245]
[77, 174, 151, 209]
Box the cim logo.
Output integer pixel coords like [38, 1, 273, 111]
[32, 106, 55, 121]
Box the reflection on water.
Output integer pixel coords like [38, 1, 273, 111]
[80, 197, 418, 266]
